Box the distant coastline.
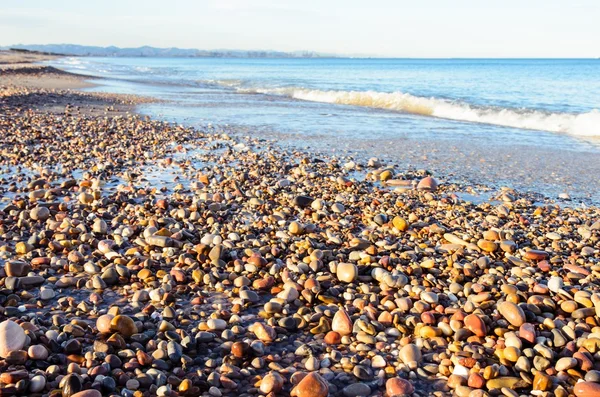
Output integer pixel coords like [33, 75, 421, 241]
[1, 44, 337, 59]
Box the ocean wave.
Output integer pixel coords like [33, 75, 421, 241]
[230, 85, 600, 137]
[202, 79, 244, 88]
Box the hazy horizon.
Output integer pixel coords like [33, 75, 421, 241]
[2, 0, 599, 58]
[4, 43, 600, 60]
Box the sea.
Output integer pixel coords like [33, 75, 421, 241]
[49, 57, 600, 204]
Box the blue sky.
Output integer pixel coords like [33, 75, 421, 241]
[1, 0, 598, 57]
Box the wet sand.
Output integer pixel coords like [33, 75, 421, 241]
[1, 52, 600, 397]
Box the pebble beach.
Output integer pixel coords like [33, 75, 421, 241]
[2, 52, 600, 397]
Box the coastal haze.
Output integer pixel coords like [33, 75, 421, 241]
[1, 2, 600, 397]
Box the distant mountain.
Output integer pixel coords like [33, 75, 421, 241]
[2, 44, 336, 58]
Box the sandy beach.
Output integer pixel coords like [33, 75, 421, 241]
[1, 51, 600, 397]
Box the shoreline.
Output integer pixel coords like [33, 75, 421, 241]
[1, 51, 600, 397]
[49, 54, 600, 205]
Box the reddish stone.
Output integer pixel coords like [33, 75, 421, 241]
[0, 370, 28, 384]
[420, 311, 436, 325]
[169, 268, 186, 282]
[564, 263, 590, 275]
[292, 372, 329, 397]
[519, 323, 536, 344]
[156, 199, 168, 210]
[71, 391, 103, 397]
[451, 311, 466, 321]
[574, 382, 600, 397]
[416, 176, 438, 191]
[304, 278, 320, 290]
[231, 342, 249, 358]
[574, 352, 594, 371]
[324, 331, 341, 345]
[524, 250, 549, 261]
[378, 311, 393, 325]
[30, 257, 51, 266]
[331, 308, 353, 336]
[468, 373, 485, 389]
[253, 276, 274, 290]
[464, 314, 487, 337]
[537, 261, 551, 272]
[96, 314, 114, 334]
[386, 377, 415, 396]
[136, 350, 153, 366]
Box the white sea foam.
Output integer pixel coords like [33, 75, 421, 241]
[231, 85, 600, 137]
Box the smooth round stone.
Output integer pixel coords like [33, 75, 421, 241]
[336, 263, 358, 283]
[4, 261, 30, 277]
[464, 314, 487, 337]
[289, 221, 304, 235]
[249, 323, 276, 342]
[585, 371, 600, 383]
[260, 372, 284, 394]
[555, 357, 577, 372]
[523, 250, 549, 261]
[399, 344, 422, 366]
[561, 300, 579, 313]
[293, 372, 328, 397]
[277, 287, 299, 302]
[29, 374, 46, 393]
[264, 301, 282, 314]
[497, 301, 526, 327]
[534, 372, 552, 392]
[305, 356, 320, 371]
[30, 206, 50, 221]
[207, 319, 227, 331]
[40, 287, 56, 300]
[373, 214, 388, 226]
[343, 383, 371, 397]
[331, 308, 353, 336]
[503, 346, 520, 362]
[548, 276, 564, 293]
[416, 176, 438, 191]
[71, 391, 102, 397]
[392, 216, 408, 231]
[420, 291, 438, 304]
[372, 355, 386, 368]
[486, 377, 526, 390]
[574, 382, 600, 397]
[386, 377, 415, 396]
[0, 320, 26, 358]
[379, 170, 393, 181]
[28, 345, 49, 360]
[96, 314, 114, 333]
[331, 203, 345, 213]
[477, 239, 498, 252]
[110, 315, 137, 337]
[324, 331, 341, 344]
[239, 290, 259, 302]
[231, 342, 249, 358]
[126, 379, 140, 390]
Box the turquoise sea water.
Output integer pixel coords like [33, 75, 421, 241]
[50, 57, 600, 202]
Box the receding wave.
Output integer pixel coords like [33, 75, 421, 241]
[229, 85, 600, 137]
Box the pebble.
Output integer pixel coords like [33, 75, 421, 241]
[0, 320, 26, 358]
[498, 301, 526, 327]
[332, 308, 353, 336]
[386, 377, 415, 396]
[292, 372, 329, 397]
[337, 263, 358, 283]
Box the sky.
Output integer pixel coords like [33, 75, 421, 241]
[1, 0, 598, 58]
